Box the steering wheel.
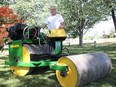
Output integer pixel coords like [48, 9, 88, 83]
[23, 26, 29, 39]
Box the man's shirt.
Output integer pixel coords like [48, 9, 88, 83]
[44, 14, 64, 30]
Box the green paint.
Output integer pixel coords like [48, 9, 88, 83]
[6, 31, 66, 72]
[23, 39, 33, 43]
[9, 40, 23, 62]
[5, 60, 67, 71]
[54, 41, 62, 54]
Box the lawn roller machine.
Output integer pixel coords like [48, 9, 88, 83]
[5, 23, 112, 87]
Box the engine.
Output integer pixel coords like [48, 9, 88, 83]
[7, 23, 41, 40]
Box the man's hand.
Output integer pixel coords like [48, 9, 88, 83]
[40, 28, 45, 33]
[59, 25, 63, 29]
[59, 22, 65, 29]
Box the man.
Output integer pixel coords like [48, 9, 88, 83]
[42, 6, 65, 49]
[42, 6, 64, 30]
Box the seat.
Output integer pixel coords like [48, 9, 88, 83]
[48, 28, 66, 41]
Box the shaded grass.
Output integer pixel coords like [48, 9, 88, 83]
[0, 42, 116, 87]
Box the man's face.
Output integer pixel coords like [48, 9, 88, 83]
[50, 7, 56, 16]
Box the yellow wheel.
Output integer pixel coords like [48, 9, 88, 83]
[10, 45, 30, 76]
[56, 57, 78, 87]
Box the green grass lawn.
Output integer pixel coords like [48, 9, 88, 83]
[0, 42, 116, 87]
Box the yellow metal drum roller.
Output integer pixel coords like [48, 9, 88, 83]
[10, 45, 31, 76]
[56, 52, 112, 87]
[56, 57, 78, 87]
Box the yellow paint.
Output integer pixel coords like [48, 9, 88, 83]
[48, 28, 66, 37]
[10, 45, 30, 76]
[10, 45, 19, 48]
[56, 57, 78, 87]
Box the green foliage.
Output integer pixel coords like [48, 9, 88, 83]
[55, 0, 112, 46]
[1, 0, 115, 46]
[9, 0, 55, 26]
[0, 0, 15, 6]
[57, 0, 111, 34]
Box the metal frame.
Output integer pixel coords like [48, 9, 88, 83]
[5, 39, 67, 71]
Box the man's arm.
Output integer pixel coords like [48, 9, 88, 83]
[59, 22, 65, 29]
[59, 14, 65, 29]
[42, 23, 47, 29]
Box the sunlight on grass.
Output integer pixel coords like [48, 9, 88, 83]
[0, 43, 116, 87]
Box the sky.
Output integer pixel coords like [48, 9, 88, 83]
[85, 19, 115, 37]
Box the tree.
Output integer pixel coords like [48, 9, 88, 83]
[102, 0, 116, 32]
[0, 0, 16, 6]
[108, 0, 116, 32]
[0, 0, 55, 48]
[56, 0, 111, 46]
[111, 9, 116, 32]
[10, 0, 55, 25]
[0, 6, 23, 26]
[0, 6, 23, 48]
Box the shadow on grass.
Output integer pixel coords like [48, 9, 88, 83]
[16, 72, 60, 87]
[0, 69, 60, 87]
[0, 43, 116, 87]
[0, 70, 13, 78]
[64, 43, 116, 87]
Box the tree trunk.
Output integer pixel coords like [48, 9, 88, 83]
[79, 32, 83, 46]
[111, 9, 116, 33]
